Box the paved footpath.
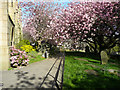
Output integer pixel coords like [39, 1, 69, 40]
[0, 57, 63, 90]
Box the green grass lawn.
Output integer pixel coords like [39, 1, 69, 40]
[63, 52, 120, 89]
[29, 54, 45, 64]
[28, 51, 46, 64]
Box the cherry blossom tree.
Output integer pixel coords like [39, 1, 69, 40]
[86, 2, 120, 54]
[19, 1, 120, 55]
[48, 2, 120, 53]
[19, 1, 61, 41]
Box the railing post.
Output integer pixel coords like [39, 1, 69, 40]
[39, 51, 65, 90]
[60, 51, 65, 90]
[52, 56, 62, 90]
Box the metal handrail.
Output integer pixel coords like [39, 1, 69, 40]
[39, 57, 60, 88]
[52, 51, 65, 90]
[52, 57, 62, 90]
[60, 52, 65, 90]
[39, 51, 65, 90]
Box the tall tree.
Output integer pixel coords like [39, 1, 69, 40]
[19, 1, 61, 41]
[48, 2, 120, 53]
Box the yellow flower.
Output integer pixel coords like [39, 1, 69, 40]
[32, 49, 35, 51]
[20, 45, 34, 52]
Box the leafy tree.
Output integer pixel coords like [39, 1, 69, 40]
[19, 1, 120, 56]
[19, 1, 61, 41]
[48, 2, 120, 54]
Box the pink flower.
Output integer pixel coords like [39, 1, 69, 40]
[10, 53, 14, 55]
[19, 51, 23, 53]
[11, 61, 14, 64]
[14, 56, 17, 59]
[9, 46, 29, 67]
[13, 63, 18, 66]
[16, 55, 19, 57]
[15, 52, 18, 54]
[25, 59, 29, 62]
[22, 62, 24, 64]
[25, 55, 28, 58]
[14, 49, 17, 51]
[20, 56, 22, 59]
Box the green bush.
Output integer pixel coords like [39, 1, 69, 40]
[15, 40, 30, 49]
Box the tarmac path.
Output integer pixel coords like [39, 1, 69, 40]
[0, 57, 64, 90]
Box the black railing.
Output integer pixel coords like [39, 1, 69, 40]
[39, 51, 65, 90]
[52, 52, 65, 90]
[60, 52, 65, 90]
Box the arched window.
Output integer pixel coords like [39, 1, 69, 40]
[8, 15, 15, 46]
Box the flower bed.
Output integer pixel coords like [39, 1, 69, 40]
[9, 46, 29, 68]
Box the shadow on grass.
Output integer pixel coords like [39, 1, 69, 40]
[63, 52, 120, 90]
[65, 51, 120, 64]
[110, 55, 120, 61]
[65, 51, 100, 60]
[63, 73, 120, 90]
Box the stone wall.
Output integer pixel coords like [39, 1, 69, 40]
[8, 0, 22, 45]
[0, 0, 22, 70]
[0, 0, 10, 70]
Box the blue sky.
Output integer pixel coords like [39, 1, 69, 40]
[18, 0, 72, 7]
[18, 0, 71, 26]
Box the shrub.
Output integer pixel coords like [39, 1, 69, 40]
[15, 40, 30, 49]
[20, 45, 35, 53]
[9, 46, 29, 68]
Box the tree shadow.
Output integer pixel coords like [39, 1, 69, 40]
[2, 69, 61, 90]
[3, 71, 41, 89]
[64, 52, 120, 89]
[63, 70, 120, 90]
[66, 51, 120, 65]
[2, 52, 63, 90]
[2, 55, 63, 90]
[65, 51, 100, 60]
[74, 57, 100, 64]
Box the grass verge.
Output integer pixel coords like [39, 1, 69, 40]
[29, 54, 45, 64]
[63, 52, 120, 89]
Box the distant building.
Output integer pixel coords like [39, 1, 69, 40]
[63, 39, 87, 52]
[0, 0, 22, 70]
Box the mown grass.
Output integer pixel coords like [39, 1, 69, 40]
[63, 52, 120, 89]
[28, 51, 46, 64]
[29, 54, 45, 64]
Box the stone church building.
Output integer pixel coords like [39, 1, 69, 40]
[0, 0, 22, 70]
